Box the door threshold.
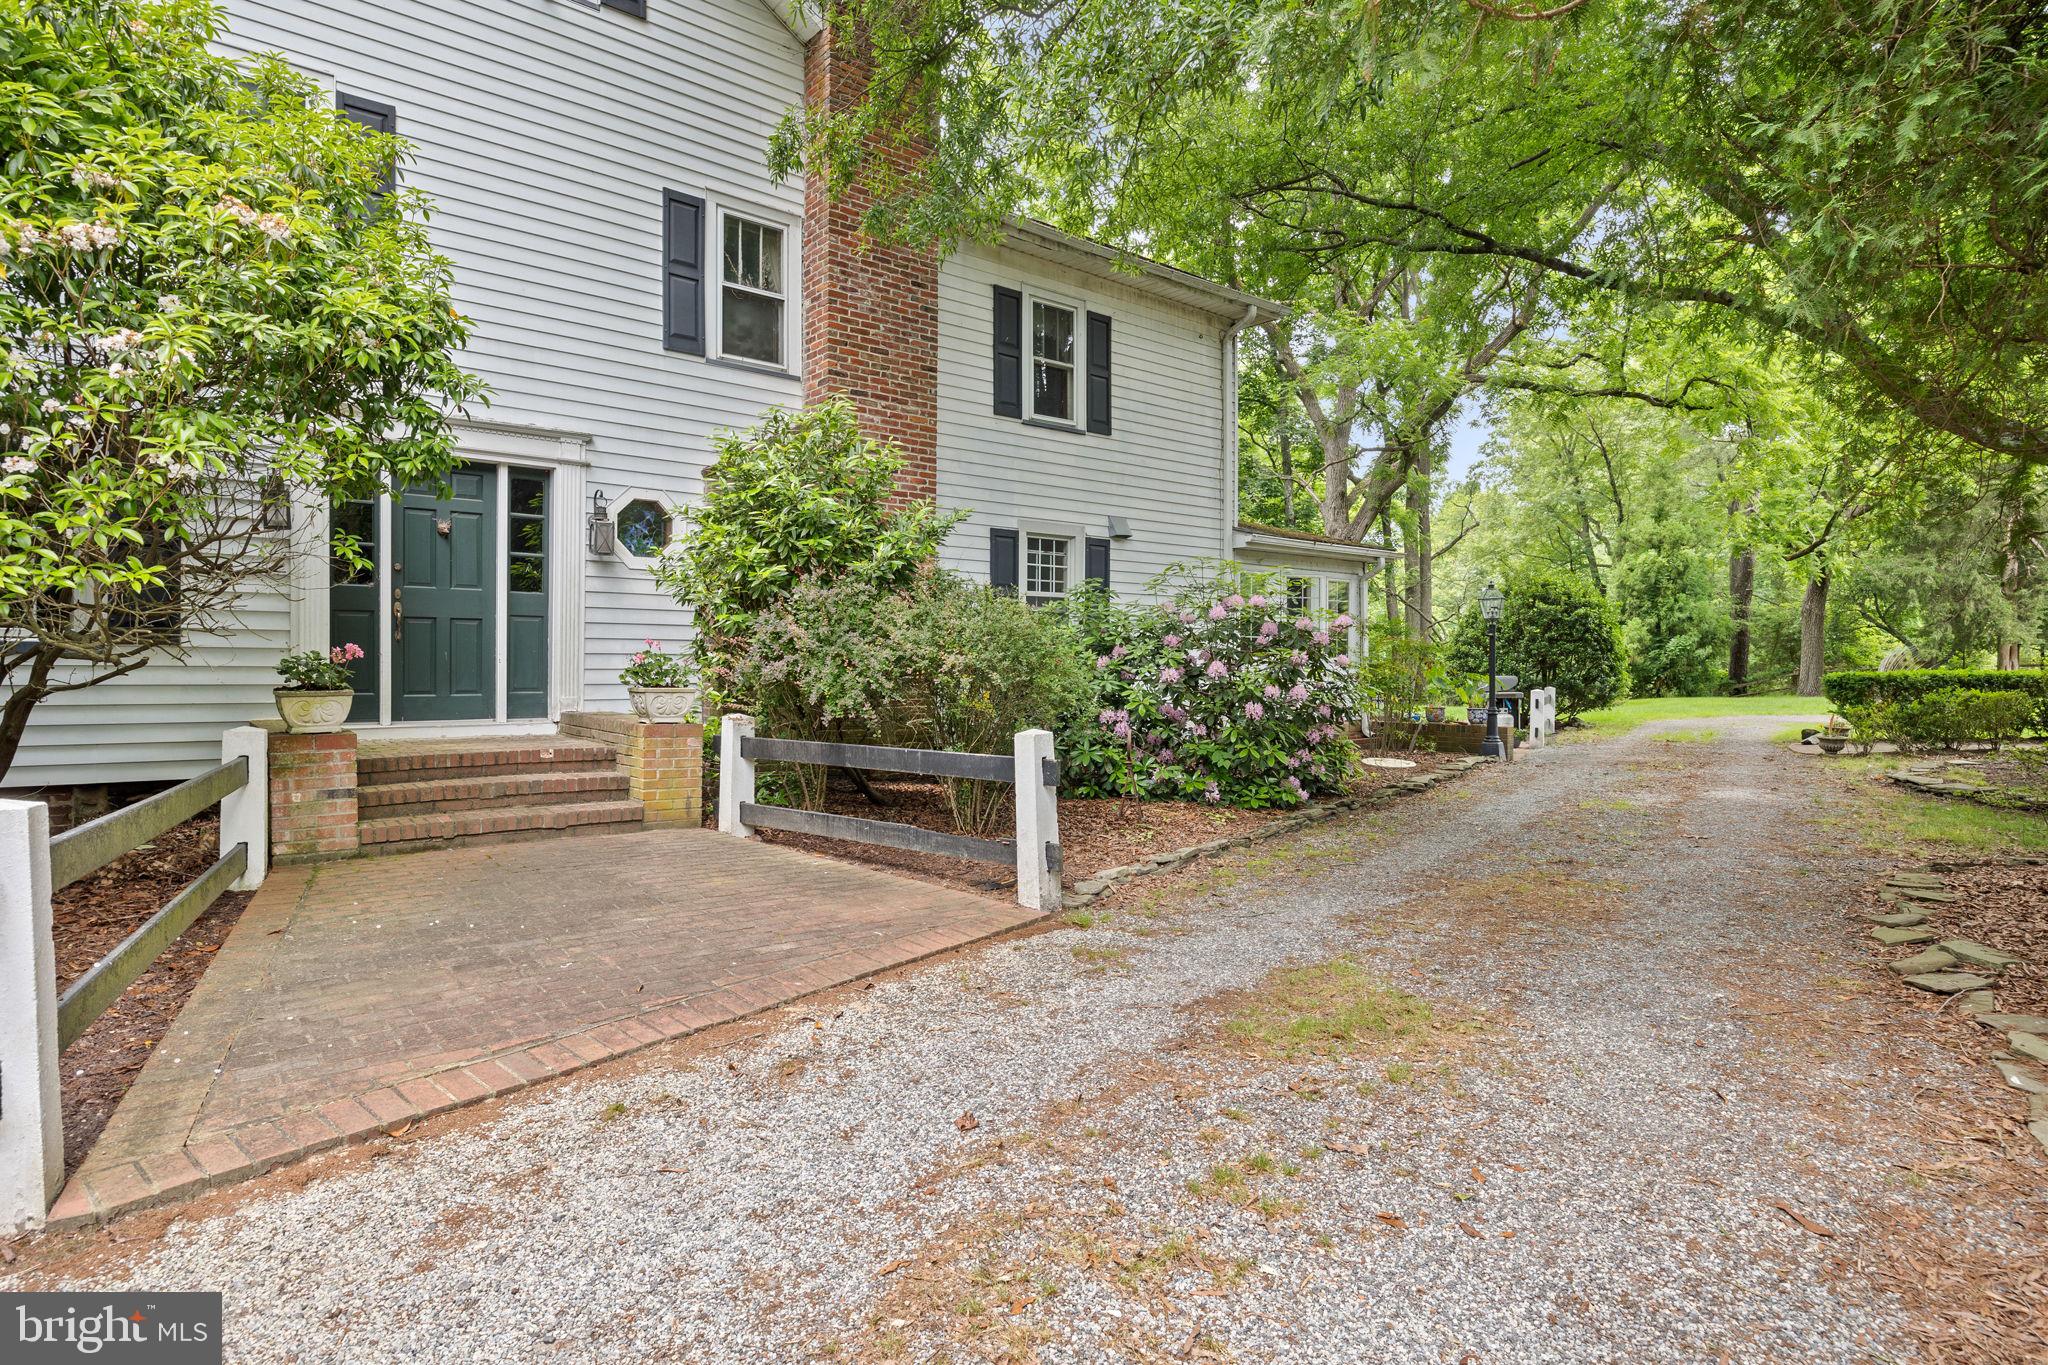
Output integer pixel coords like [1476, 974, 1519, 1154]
[353, 719, 559, 739]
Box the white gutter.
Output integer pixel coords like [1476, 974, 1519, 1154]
[1233, 529, 1398, 563]
[1221, 303, 1260, 562]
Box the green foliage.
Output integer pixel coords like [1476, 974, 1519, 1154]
[618, 641, 694, 691]
[0, 0, 483, 775]
[734, 573, 1095, 832]
[654, 400, 965, 704]
[1447, 572, 1626, 720]
[1823, 670, 2048, 733]
[1613, 491, 1728, 696]
[1053, 565, 1362, 808]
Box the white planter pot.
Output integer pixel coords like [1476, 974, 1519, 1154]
[627, 686, 699, 723]
[274, 688, 353, 734]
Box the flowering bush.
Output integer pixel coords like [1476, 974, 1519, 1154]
[620, 640, 694, 690]
[277, 644, 363, 691]
[1055, 567, 1362, 807]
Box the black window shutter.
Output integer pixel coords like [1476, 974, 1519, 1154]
[600, 0, 647, 14]
[335, 93, 398, 199]
[993, 287, 1023, 418]
[989, 527, 1020, 594]
[1085, 312, 1112, 434]
[1084, 536, 1111, 589]
[663, 190, 706, 355]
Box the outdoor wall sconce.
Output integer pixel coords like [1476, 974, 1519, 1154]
[258, 473, 292, 532]
[587, 489, 615, 556]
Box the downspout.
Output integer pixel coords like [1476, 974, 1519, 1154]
[1221, 304, 1260, 563]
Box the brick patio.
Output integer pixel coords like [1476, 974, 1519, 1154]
[53, 828, 1038, 1226]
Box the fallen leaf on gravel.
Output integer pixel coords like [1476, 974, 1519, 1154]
[1326, 1140, 1370, 1155]
[1500, 1230, 1517, 1239]
[1376, 1212, 1407, 1229]
[386, 1120, 415, 1137]
[1458, 1220, 1483, 1238]
[1766, 1200, 1835, 1237]
[876, 1258, 911, 1277]
[955, 1111, 979, 1131]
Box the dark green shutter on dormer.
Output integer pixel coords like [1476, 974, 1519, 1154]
[993, 287, 1023, 417]
[1085, 312, 1112, 434]
[663, 190, 706, 355]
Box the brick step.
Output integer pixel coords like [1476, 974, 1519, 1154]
[355, 739, 619, 786]
[357, 798, 646, 848]
[357, 768, 632, 816]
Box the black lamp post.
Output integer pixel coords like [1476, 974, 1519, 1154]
[1478, 582, 1505, 758]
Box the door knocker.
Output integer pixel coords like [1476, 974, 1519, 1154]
[436, 518, 452, 537]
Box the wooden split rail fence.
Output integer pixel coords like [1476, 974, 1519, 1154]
[1, 725, 268, 1232]
[717, 716, 1062, 914]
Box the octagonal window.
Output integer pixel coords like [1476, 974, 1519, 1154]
[616, 498, 670, 558]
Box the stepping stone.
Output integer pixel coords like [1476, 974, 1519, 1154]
[1871, 926, 1938, 946]
[1992, 1058, 2048, 1095]
[1864, 910, 1928, 928]
[2030, 1121, 2048, 1156]
[2010, 1032, 2048, 1066]
[1901, 971, 1994, 994]
[1974, 1012, 2048, 1035]
[1957, 990, 2000, 1017]
[1884, 872, 1946, 888]
[2033, 1094, 2048, 1124]
[1881, 886, 1960, 904]
[1889, 948, 1959, 976]
[1938, 939, 2023, 971]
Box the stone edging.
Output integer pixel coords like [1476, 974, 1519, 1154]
[1886, 768, 2048, 812]
[1062, 754, 1490, 912]
[1860, 865, 2048, 1156]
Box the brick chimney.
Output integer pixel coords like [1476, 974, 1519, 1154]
[800, 20, 939, 504]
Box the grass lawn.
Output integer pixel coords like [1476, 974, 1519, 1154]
[1576, 694, 1830, 735]
[1815, 754, 2048, 855]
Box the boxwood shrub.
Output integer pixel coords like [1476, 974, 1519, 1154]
[1823, 669, 2048, 733]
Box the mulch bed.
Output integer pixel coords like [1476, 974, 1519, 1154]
[739, 750, 1460, 899]
[49, 811, 251, 1175]
[1906, 861, 2048, 1017]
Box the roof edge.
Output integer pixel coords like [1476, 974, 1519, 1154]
[765, 0, 825, 44]
[1233, 522, 1398, 563]
[997, 218, 1286, 324]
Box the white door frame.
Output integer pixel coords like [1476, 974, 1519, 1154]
[290, 420, 590, 733]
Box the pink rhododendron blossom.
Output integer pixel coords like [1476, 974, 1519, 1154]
[1333, 613, 1354, 629]
[1288, 683, 1310, 704]
[1334, 653, 1352, 668]
[1312, 630, 1330, 646]
[1096, 655, 1112, 669]
[1248, 595, 1267, 608]
[1258, 619, 1279, 642]
[1208, 603, 1228, 621]
[1295, 617, 1315, 631]
[1163, 634, 1182, 647]
[1159, 667, 1183, 684]
[1111, 644, 1128, 660]
[1244, 701, 1265, 721]
[1204, 782, 1221, 803]
[1179, 611, 1198, 625]
[1264, 684, 1282, 699]
[1205, 660, 1228, 678]
[1316, 704, 1332, 719]
[1291, 650, 1309, 667]
[1224, 594, 1245, 608]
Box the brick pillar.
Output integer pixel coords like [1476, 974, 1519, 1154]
[801, 17, 938, 505]
[622, 721, 704, 827]
[268, 728, 359, 862]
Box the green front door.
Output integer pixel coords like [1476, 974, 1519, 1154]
[394, 464, 496, 722]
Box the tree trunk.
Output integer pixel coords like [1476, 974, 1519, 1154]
[1320, 431, 1348, 536]
[1381, 513, 1401, 629]
[1796, 570, 1831, 696]
[1727, 543, 1755, 694]
[1402, 446, 1432, 637]
[0, 645, 59, 785]
[1279, 432, 1294, 524]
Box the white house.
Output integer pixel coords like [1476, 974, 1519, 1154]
[1, 0, 1390, 793]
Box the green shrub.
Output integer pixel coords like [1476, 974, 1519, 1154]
[1446, 570, 1626, 719]
[654, 400, 965, 708]
[1823, 669, 2048, 733]
[1869, 687, 2042, 751]
[1839, 701, 1902, 753]
[733, 573, 1096, 830]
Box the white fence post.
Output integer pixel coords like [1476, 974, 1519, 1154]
[719, 714, 756, 837]
[1013, 728, 1060, 913]
[0, 799, 62, 1232]
[221, 725, 269, 891]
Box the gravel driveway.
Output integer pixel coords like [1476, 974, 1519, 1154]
[9, 716, 2046, 1362]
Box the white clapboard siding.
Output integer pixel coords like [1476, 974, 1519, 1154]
[935, 240, 1232, 600]
[7, 0, 811, 786]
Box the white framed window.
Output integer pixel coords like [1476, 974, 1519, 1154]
[717, 208, 789, 367]
[1024, 534, 1071, 602]
[1029, 296, 1079, 424]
